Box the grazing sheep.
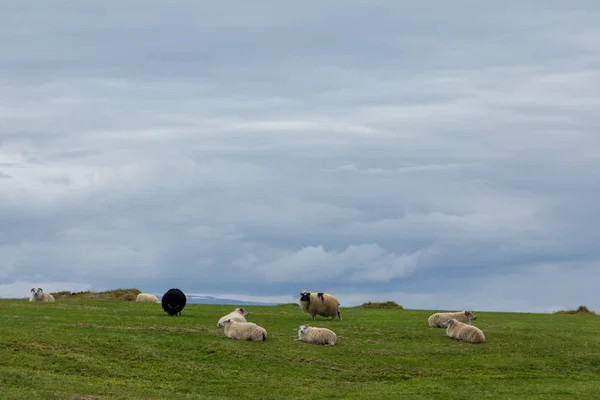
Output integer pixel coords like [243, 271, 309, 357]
[217, 307, 250, 327]
[221, 319, 267, 341]
[161, 288, 187, 316]
[299, 290, 342, 321]
[443, 318, 485, 344]
[136, 293, 160, 303]
[296, 325, 337, 346]
[29, 288, 55, 302]
[428, 311, 477, 328]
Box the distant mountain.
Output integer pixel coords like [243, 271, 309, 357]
[184, 295, 278, 306]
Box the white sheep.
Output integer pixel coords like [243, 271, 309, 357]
[217, 307, 250, 327]
[29, 288, 55, 302]
[299, 290, 342, 321]
[442, 318, 485, 344]
[221, 319, 267, 341]
[428, 311, 477, 328]
[296, 325, 337, 346]
[136, 293, 160, 303]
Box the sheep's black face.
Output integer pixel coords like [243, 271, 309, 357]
[166, 303, 184, 316]
[300, 292, 311, 302]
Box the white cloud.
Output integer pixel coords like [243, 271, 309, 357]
[252, 244, 431, 283]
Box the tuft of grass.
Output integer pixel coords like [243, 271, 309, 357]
[50, 288, 141, 301]
[1, 300, 600, 399]
[359, 301, 403, 309]
[553, 305, 596, 315]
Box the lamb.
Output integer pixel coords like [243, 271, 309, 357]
[442, 318, 485, 344]
[428, 311, 477, 328]
[296, 325, 337, 346]
[299, 290, 342, 321]
[136, 293, 160, 303]
[161, 288, 187, 316]
[29, 288, 55, 302]
[221, 319, 267, 341]
[217, 307, 250, 327]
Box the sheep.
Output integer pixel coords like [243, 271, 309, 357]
[428, 310, 477, 328]
[29, 288, 55, 302]
[299, 290, 342, 321]
[161, 288, 187, 316]
[296, 325, 337, 346]
[136, 293, 160, 303]
[217, 307, 250, 327]
[442, 318, 485, 344]
[221, 319, 267, 341]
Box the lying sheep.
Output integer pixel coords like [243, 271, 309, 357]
[443, 318, 485, 344]
[161, 288, 187, 316]
[428, 311, 477, 328]
[136, 293, 160, 303]
[29, 288, 55, 302]
[299, 290, 342, 321]
[221, 319, 267, 341]
[217, 307, 250, 327]
[296, 325, 337, 346]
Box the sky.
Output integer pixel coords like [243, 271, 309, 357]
[1, 1, 599, 313]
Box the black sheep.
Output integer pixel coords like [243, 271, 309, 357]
[161, 288, 187, 316]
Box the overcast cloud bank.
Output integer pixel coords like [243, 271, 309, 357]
[1, 1, 599, 313]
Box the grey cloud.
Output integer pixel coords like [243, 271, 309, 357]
[0, 1, 599, 311]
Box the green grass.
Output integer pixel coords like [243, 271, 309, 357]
[1, 300, 599, 400]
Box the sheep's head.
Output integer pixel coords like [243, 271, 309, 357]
[221, 319, 232, 328]
[237, 307, 250, 317]
[442, 319, 456, 328]
[299, 325, 310, 335]
[464, 311, 477, 320]
[299, 291, 311, 302]
[30, 288, 43, 298]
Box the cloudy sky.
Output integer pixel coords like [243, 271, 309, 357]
[1, 1, 599, 313]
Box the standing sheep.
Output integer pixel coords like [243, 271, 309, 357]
[161, 288, 187, 316]
[296, 325, 337, 346]
[29, 288, 55, 302]
[217, 307, 250, 327]
[136, 293, 160, 303]
[428, 311, 477, 328]
[299, 290, 342, 321]
[221, 319, 267, 341]
[442, 318, 485, 344]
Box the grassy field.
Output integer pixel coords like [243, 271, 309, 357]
[1, 297, 599, 400]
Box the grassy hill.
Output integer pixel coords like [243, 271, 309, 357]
[1, 299, 599, 400]
[50, 288, 142, 301]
